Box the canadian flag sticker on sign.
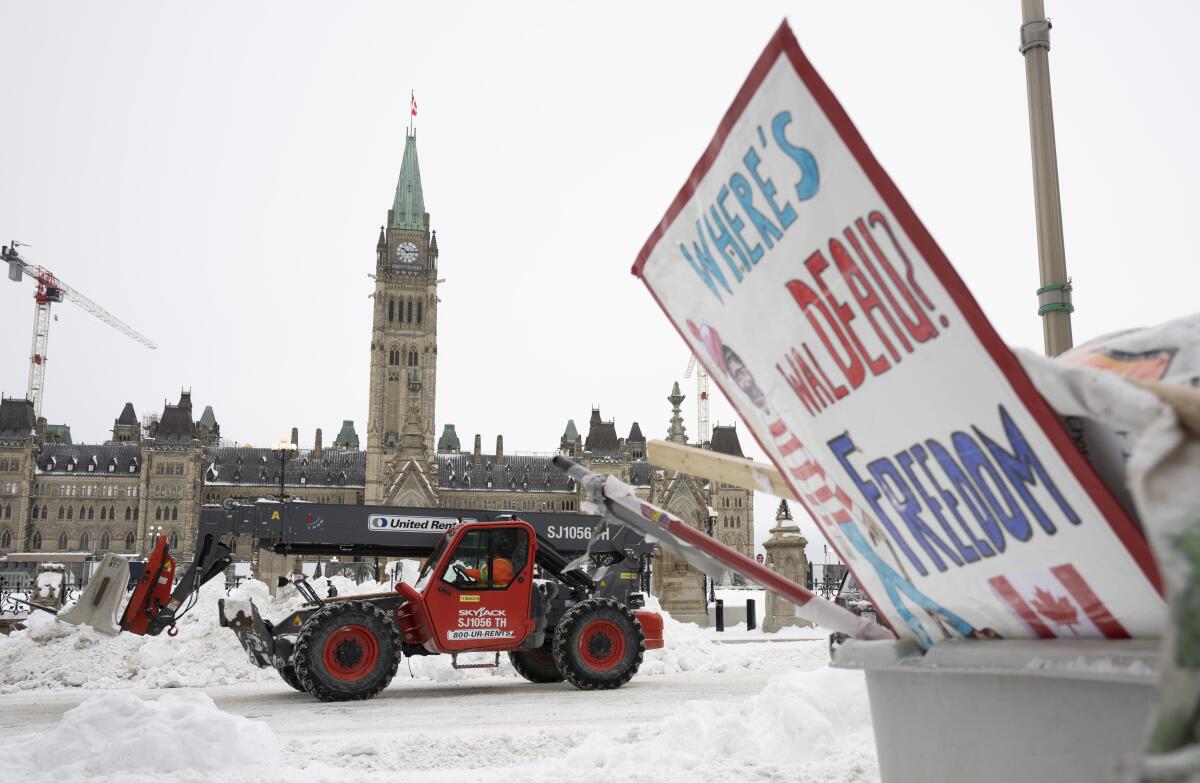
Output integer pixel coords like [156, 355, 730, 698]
[633, 21, 1164, 646]
[989, 564, 1130, 640]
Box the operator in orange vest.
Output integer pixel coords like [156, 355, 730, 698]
[482, 529, 519, 587]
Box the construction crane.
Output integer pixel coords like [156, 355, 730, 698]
[684, 353, 711, 445]
[2, 241, 156, 418]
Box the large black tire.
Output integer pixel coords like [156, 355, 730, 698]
[552, 598, 644, 690]
[293, 601, 400, 702]
[278, 665, 306, 693]
[509, 643, 564, 683]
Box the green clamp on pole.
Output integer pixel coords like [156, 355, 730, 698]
[1037, 279, 1074, 316]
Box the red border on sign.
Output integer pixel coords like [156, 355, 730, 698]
[632, 21, 1162, 601]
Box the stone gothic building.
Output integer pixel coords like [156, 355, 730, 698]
[0, 128, 757, 622]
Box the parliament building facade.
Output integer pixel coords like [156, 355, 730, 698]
[0, 130, 753, 620]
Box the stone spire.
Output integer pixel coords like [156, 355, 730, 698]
[666, 381, 687, 443]
[391, 131, 425, 230]
[397, 404, 428, 461]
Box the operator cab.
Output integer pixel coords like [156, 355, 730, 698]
[402, 519, 539, 654]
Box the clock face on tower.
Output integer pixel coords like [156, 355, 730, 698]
[394, 241, 419, 265]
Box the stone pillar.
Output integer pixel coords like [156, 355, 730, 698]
[763, 499, 810, 633]
[653, 548, 710, 627]
[473, 434, 481, 464]
[290, 427, 299, 447]
[314, 428, 323, 458]
[496, 434, 504, 464]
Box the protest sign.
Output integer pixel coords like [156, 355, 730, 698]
[634, 21, 1163, 645]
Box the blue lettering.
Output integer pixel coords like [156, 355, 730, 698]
[716, 184, 759, 265]
[928, 439, 1005, 554]
[897, 450, 979, 564]
[976, 405, 1081, 534]
[772, 111, 820, 201]
[828, 433, 928, 576]
[744, 146, 796, 230]
[730, 172, 782, 253]
[954, 431, 1032, 542]
[703, 208, 749, 278]
[913, 443, 994, 558]
[869, 456, 962, 572]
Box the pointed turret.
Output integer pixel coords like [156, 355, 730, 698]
[437, 424, 461, 452]
[117, 403, 138, 427]
[666, 382, 687, 444]
[333, 420, 360, 450]
[391, 131, 425, 231]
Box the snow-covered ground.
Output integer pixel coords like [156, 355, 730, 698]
[0, 579, 878, 781]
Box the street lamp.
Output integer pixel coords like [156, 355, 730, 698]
[144, 524, 163, 554]
[270, 440, 298, 501]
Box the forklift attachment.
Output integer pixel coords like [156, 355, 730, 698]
[118, 537, 177, 636]
[57, 553, 130, 636]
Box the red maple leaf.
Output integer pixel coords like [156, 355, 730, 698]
[1030, 587, 1080, 634]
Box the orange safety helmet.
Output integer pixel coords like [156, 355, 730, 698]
[484, 558, 515, 587]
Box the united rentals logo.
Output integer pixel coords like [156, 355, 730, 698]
[367, 516, 458, 533]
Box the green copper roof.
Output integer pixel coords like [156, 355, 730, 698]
[45, 424, 72, 444]
[198, 405, 217, 428]
[334, 419, 359, 449]
[437, 424, 461, 452]
[391, 131, 425, 230]
[562, 419, 579, 441]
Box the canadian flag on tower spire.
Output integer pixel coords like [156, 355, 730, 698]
[411, 92, 417, 117]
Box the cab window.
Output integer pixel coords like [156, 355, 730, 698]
[441, 527, 529, 590]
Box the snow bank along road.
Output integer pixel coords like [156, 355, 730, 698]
[0, 580, 879, 782]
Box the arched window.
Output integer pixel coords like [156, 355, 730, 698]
[388, 299, 395, 322]
[100, 531, 110, 551]
[66, 506, 73, 520]
[100, 507, 107, 520]
[133, 506, 139, 521]
[155, 506, 162, 521]
[3, 504, 10, 519]
[125, 506, 131, 521]
[171, 507, 178, 521]
[124, 531, 135, 551]
[79, 532, 89, 550]
[0, 529, 10, 549]
[57, 530, 68, 550]
[416, 301, 423, 325]
[408, 349, 418, 367]
[31, 530, 41, 550]
[406, 299, 413, 323]
[42, 505, 47, 519]
[169, 531, 179, 550]
[109, 506, 115, 520]
[31, 504, 38, 520]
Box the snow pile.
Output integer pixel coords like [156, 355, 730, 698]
[0, 575, 384, 693]
[0, 576, 810, 692]
[374, 666, 876, 783]
[0, 691, 279, 777]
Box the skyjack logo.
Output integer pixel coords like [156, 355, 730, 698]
[458, 607, 506, 619]
[988, 564, 1130, 639]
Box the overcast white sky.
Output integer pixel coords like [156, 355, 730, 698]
[2, 2, 1198, 557]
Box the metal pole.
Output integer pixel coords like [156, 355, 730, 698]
[1020, 0, 1073, 356]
